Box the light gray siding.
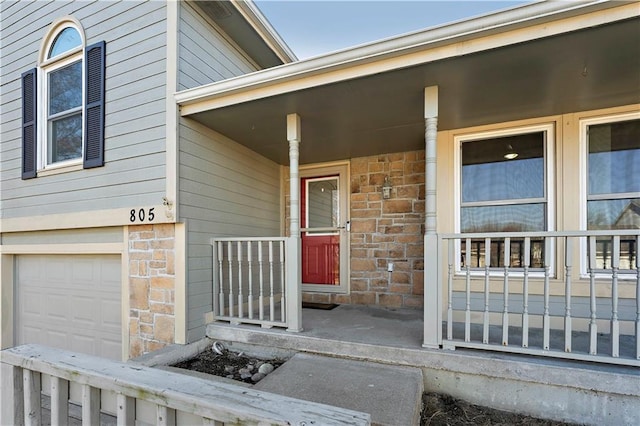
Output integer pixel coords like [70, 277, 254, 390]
[179, 118, 281, 341]
[177, 1, 269, 340]
[0, 0, 167, 219]
[1, 227, 122, 246]
[177, 1, 257, 90]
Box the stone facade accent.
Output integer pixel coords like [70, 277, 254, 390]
[292, 151, 426, 309]
[128, 224, 176, 357]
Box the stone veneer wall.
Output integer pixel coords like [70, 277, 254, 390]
[128, 224, 176, 357]
[295, 151, 426, 309]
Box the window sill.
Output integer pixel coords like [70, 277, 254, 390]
[37, 162, 83, 177]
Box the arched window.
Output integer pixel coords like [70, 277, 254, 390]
[21, 18, 105, 179]
[43, 24, 84, 165]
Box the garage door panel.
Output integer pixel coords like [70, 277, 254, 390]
[16, 255, 122, 360]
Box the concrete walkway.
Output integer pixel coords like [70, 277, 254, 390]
[255, 353, 423, 426]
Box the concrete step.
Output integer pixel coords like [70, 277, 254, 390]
[254, 353, 423, 426]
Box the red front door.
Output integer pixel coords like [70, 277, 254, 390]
[301, 176, 340, 285]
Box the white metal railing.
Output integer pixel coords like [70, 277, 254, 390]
[0, 344, 370, 425]
[211, 237, 291, 329]
[439, 230, 639, 366]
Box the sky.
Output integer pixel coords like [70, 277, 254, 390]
[254, 1, 530, 59]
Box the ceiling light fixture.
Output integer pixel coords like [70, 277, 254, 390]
[503, 144, 518, 160]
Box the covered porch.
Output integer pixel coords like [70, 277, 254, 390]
[176, 1, 640, 367]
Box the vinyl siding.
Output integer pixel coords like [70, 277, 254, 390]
[177, 1, 257, 91]
[2, 227, 123, 245]
[177, 2, 267, 340]
[0, 0, 167, 219]
[179, 118, 281, 341]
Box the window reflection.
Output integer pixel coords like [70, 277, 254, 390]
[587, 119, 639, 270]
[48, 27, 82, 58]
[461, 238, 545, 269]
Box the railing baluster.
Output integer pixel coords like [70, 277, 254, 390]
[237, 242, 243, 319]
[51, 376, 69, 426]
[465, 238, 471, 342]
[588, 236, 598, 354]
[248, 241, 254, 319]
[502, 237, 510, 346]
[483, 237, 491, 344]
[564, 236, 572, 353]
[23, 369, 41, 426]
[217, 241, 225, 316]
[635, 235, 639, 360]
[157, 405, 176, 426]
[269, 241, 275, 322]
[117, 394, 135, 425]
[82, 384, 100, 426]
[280, 240, 286, 322]
[258, 242, 264, 321]
[611, 236, 620, 358]
[446, 240, 454, 341]
[543, 236, 551, 351]
[227, 241, 234, 318]
[522, 237, 530, 348]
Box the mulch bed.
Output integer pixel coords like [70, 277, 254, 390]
[421, 392, 575, 425]
[172, 348, 286, 384]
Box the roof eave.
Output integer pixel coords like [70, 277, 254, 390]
[176, 0, 635, 114]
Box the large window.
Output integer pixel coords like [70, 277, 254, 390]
[457, 125, 553, 268]
[585, 116, 640, 270]
[21, 18, 105, 179]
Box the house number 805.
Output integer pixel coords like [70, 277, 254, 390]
[130, 208, 155, 223]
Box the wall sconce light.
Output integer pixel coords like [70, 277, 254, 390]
[503, 144, 518, 160]
[382, 176, 392, 199]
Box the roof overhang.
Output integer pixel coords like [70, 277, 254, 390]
[177, 0, 640, 165]
[194, 0, 296, 68]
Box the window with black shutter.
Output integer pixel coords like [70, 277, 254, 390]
[21, 19, 105, 179]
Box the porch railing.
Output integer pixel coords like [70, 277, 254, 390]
[211, 237, 293, 329]
[0, 344, 369, 425]
[439, 230, 639, 366]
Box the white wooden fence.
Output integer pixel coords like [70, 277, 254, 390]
[0, 344, 370, 425]
[439, 231, 639, 366]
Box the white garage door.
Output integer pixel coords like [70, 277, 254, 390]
[15, 254, 122, 360]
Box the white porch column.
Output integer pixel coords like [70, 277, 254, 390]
[423, 86, 441, 348]
[286, 113, 303, 332]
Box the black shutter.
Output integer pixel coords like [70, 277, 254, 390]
[83, 41, 105, 169]
[21, 68, 37, 180]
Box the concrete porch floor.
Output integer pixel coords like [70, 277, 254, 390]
[207, 304, 640, 425]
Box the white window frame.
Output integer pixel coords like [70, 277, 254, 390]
[579, 111, 640, 278]
[453, 123, 556, 275]
[38, 18, 85, 171]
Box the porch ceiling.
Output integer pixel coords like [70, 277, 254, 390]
[184, 17, 640, 166]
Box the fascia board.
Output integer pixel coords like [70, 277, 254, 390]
[230, 0, 297, 63]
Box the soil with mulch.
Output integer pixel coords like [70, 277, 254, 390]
[172, 348, 286, 384]
[421, 392, 576, 426]
[173, 350, 575, 425]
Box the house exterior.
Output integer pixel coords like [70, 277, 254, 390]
[1, 0, 638, 367]
[0, 0, 294, 360]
